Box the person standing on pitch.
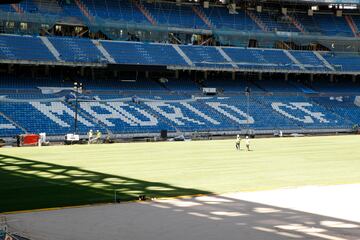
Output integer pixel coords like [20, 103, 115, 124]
[245, 136, 250, 151]
[235, 135, 241, 150]
[88, 129, 93, 144]
[96, 130, 102, 144]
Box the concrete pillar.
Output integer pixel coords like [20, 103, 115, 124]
[232, 71, 235, 80]
[330, 74, 334, 83]
[285, 73, 288, 81]
[175, 70, 179, 79]
[259, 72, 262, 81]
[310, 74, 314, 82]
[145, 71, 149, 79]
[204, 71, 207, 80]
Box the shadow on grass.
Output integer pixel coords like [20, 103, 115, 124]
[0, 154, 211, 213]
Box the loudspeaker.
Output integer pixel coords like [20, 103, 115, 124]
[160, 130, 167, 139]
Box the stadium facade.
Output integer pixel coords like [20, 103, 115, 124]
[0, 0, 359, 141]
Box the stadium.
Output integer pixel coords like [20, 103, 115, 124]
[0, 0, 359, 239]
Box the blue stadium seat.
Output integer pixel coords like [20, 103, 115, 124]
[179, 45, 233, 69]
[0, 101, 100, 135]
[100, 41, 187, 66]
[289, 51, 327, 72]
[0, 1, 358, 38]
[82, 0, 148, 24]
[1, 90, 359, 137]
[254, 11, 299, 32]
[289, 13, 353, 37]
[312, 96, 360, 125]
[0, 114, 23, 137]
[0, 35, 56, 62]
[313, 14, 353, 37]
[162, 78, 200, 92]
[252, 79, 303, 93]
[223, 48, 299, 71]
[0, 34, 359, 74]
[256, 95, 354, 129]
[48, 37, 104, 63]
[310, 79, 360, 93]
[0, 3, 16, 12]
[203, 78, 263, 92]
[202, 7, 260, 32]
[322, 52, 360, 72]
[59, 0, 85, 20]
[143, 2, 207, 29]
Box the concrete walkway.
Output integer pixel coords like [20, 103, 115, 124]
[5, 184, 360, 240]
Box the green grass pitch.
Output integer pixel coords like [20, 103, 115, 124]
[1, 135, 360, 213]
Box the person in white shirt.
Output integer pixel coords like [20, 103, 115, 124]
[88, 129, 93, 144]
[245, 136, 250, 151]
[96, 130, 102, 144]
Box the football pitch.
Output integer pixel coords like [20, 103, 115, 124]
[1, 135, 360, 213]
